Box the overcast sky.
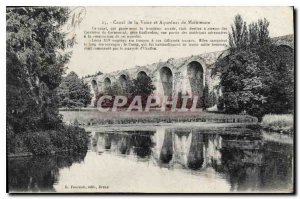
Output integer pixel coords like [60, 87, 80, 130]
[64, 7, 294, 77]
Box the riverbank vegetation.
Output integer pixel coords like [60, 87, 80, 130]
[213, 15, 294, 120]
[60, 109, 258, 126]
[8, 125, 89, 156]
[262, 114, 293, 135]
[7, 7, 89, 156]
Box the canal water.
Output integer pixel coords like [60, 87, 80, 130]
[8, 125, 293, 193]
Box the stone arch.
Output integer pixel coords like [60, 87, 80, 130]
[137, 71, 148, 78]
[159, 66, 173, 96]
[187, 61, 204, 96]
[275, 45, 294, 66]
[91, 79, 98, 95]
[277, 44, 294, 53]
[104, 77, 112, 92]
[118, 74, 128, 90]
[272, 34, 294, 49]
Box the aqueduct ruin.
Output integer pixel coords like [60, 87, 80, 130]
[83, 34, 294, 107]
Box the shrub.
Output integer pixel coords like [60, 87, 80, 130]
[48, 130, 68, 151]
[262, 114, 293, 131]
[61, 126, 89, 152]
[223, 92, 240, 113]
[22, 125, 89, 156]
[25, 132, 52, 155]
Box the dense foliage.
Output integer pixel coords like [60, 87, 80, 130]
[7, 7, 69, 133]
[213, 15, 294, 119]
[25, 126, 89, 155]
[57, 71, 92, 108]
[7, 7, 89, 154]
[127, 75, 156, 97]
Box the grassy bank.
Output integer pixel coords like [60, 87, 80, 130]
[60, 109, 258, 126]
[261, 114, 293, 135]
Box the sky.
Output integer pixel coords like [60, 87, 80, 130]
[63, 7, 294, 77]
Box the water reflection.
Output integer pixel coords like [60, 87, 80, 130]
[187, 133, 204, 170]
[8, 126, 293, 193]
[90, 131, 155, 158]
[8, 153, 86, 192]
[160, 130, 173, 164]
[88, 127, 293, 192]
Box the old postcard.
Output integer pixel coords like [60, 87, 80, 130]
[6, 6, 294, 193]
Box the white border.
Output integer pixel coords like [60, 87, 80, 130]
[1, 1, 298, 199]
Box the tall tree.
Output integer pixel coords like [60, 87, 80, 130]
[57, 71, 92, 108]
[229, 14, 248, 49]
[7, 7, 70, 132]
[214, 14, 294, 118]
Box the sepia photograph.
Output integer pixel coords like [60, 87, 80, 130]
[6, 6, 294, 193]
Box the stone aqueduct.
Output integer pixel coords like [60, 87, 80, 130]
[83, 34, 294, 107]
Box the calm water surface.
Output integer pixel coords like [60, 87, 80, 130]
[8, 125, 293, 193]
